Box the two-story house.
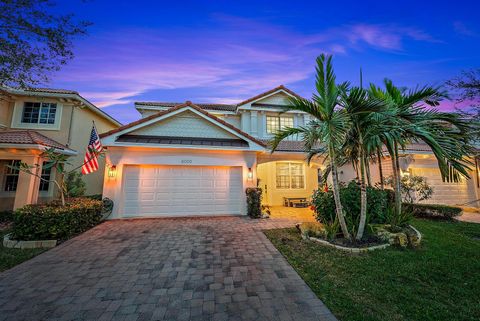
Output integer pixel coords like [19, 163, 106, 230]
[0, 87, 121, 210]
[100, 86, 480, 219]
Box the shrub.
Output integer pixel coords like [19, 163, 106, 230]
[403, 203, 462, 220]
[297, 222, 327, 239]
[0, 210, 13, 223]
[246, 187, 262, 218]
[312, 181, 393, 235]
[385, 175, 433, 203]
[11, 198, 103, 241]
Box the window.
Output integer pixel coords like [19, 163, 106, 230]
[266, 116, 294, 134]
[21, 102, 57, 124]
[4, 160, 20, 192]
[39, 162, 52, 192]
[276, 162, 305, 189]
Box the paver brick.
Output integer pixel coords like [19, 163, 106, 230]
[0, 216, 336, 320]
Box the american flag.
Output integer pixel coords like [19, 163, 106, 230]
[81, 124, 103, 175]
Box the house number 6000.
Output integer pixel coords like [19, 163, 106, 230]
[181, 160, 192, 164]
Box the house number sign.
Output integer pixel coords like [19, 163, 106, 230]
[181, 159, 193, 164]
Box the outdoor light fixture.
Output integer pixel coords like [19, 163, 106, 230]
[247, 167, 253, 181]
[108, 165, 117, 178]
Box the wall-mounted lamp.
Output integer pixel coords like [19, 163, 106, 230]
[108, 165, 117, 178]
[247, 167, 253, 181]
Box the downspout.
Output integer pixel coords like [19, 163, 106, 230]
[66, 105, 76, 147]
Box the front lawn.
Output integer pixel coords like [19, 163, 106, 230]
[264, 219, 480, 321]
[0, 229, 46, 272]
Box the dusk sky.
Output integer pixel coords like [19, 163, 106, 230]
[51, 0, 480, 124]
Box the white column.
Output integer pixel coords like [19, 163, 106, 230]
[250, 111, 258, 136]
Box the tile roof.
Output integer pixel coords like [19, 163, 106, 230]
[117, 135, 249, 148]
[260, 139, 306, 152]
[0, 130, 75, 152]
[27, 88, 79, 95]
[136, 102, 237, 112]
[100, 101, 267, 147]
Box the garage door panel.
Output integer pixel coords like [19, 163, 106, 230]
[122, 165, 243, 217]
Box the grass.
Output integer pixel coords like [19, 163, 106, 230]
[0, 229, 47, 272]
[264, 219, 480, 321]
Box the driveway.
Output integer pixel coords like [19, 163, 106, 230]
[0, 216, 336, 321]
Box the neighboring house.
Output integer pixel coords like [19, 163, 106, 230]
[101, 85, 480, 219]
[0, 87, 122, 211]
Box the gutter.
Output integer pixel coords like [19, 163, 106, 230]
[0, 143, 77, 156]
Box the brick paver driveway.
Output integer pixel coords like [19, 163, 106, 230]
[0, 216, 336, 321]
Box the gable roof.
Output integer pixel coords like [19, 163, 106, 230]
[0, 130, 76, 155]
[100, 101, 267, 147]
[0, 86, 122, 127]
[236, 85, 304, 107]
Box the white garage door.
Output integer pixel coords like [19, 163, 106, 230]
[121, 165, 243, 217]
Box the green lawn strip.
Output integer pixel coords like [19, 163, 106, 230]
[264, 219, 480, 321]
[0, 230, 47, 272]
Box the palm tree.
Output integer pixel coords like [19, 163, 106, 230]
[369, 79, 474, 217]
[338, 86, 389, 240]
[270, 54, 352, 240]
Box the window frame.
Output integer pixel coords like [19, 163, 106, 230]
[275, 162, 305, 190]
[4, 160, 20, 192]
[21, 102, 58, 125]
[38, 161, 52, 192]
[266, 115, 294, 134]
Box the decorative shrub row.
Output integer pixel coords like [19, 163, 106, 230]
[11, 198, 103, 241]
[246, 187, 262, 218]
[403, 203, 462, 220]
[312, 181, 394, 235]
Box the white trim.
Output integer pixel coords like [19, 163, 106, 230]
[101, 106, 265, 151]
[0, 144, 77, 155]
[136, 105, 237, 115]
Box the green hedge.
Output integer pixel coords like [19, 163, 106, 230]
[403, 203, 462, 220]
[11, 198, 103, 241]
[246, 187, 262, 218]
[0, 210, 13, 223]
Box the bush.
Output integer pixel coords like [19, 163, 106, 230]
[403, 203, 462, 220]
[297, 222, 327, 239]
[246, 187, 262, 218]
[11, 198, 103, 241]
[312, 181, 393, 235]
[0, 210, 13, 223]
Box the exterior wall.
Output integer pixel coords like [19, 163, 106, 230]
[1, 94, 119, 197]
[68, 106, 118, 195]
[130, 111, 237, 139]
[257, 159, 320, 206]
[103, 147, 257, 218]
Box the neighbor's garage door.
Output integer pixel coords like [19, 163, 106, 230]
[121, 165, 243, 217]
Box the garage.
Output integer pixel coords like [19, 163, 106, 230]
[121, 165, 243, 217]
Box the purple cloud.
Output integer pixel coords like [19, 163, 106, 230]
[52, 17, 437, 114]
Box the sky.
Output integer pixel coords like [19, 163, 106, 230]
[50, 0, 480, 124]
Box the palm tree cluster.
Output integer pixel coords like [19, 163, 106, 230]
[271, 54, 477, 241]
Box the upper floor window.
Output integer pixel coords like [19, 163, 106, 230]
[266, 116, 293, 134]
[21, 102, 57, 124]
[276, 162, 305, 189]
[4, 160, 20, 192]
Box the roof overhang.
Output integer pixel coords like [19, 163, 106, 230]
[0, 143, 77, 156]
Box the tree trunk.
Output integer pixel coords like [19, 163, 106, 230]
[391, 143, 402, 217]
[356, 140, 367, 240]
[377, 150, 384, 190]
[365, 158, 372, 187]
[329, 145, 351, 241]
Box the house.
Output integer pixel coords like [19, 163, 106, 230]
[0, 87, 122, 211]
[101, 86, 480, 219]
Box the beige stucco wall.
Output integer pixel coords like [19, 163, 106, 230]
[257, 160, 319, 206]
[1, 95, 119, 198]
